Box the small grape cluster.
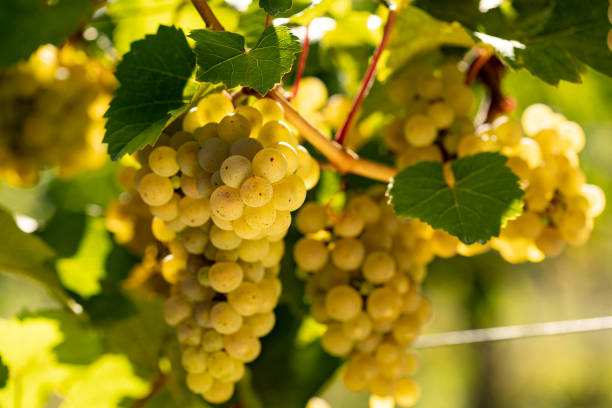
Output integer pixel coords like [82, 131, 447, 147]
[458, 105, 606, 262]
[383, 61, 475, 169]
[293, 191, 432, 407]
[0, 45, 113, 186]
[132, 92, 319, 403]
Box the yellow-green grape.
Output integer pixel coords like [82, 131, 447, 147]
[331, 238, 366, 271]
[347, 195, 381, 225]
[427, 101, 454, 129]
[258, 121, 298, 147]
[363, 251, 396, 284]
[207, 350, 237, 380]
[325, 285, 363, 321]
[334, 209, 365, 238]
[240, 176, 274, 207]
[219, 155, 252, 188]
[234, 105, 263, 135]
[392, 315, 420, 345]
[218, 114, 251, 143]
[294, 238, 329, 271]
[164, 296, 192, 326]
[444, 84, 474, 115]
[243, 202, 276, 230]
[182, 107, 204, 133]
[492, 116, 522, 146]
[366, 287, 402, 321]
[182, 346, 208, 373]
[180, 174, 201, 198]
[138, 173, 174, 206]
[416, 73, 443, 99]
[223, 326, 262, 362]
[237, 238, 270, 263]
[198, 138, 230, 172]
[209, 302, 243, 334]
[323, 94, 353, 130]
[253, 98, 284, 122]
[202, 379, 234, 403]
[292, 76, 328, 112]
[555, 120, 585, 152]
[230, 137, 263, 160]
[202, 330, 224, 352]
[257, 276, 282, 313]
[178, 196, 211, 227]
[300, 156, 321, 190]
[241, 262, 265, 283]
[176, 141, 201, 176]
[183, 228, 208, 254]
[227, 282, 263, 316]
[169, 131, 193, 150]
[272, 174, 307, 211]
[404, 115, 437, 147]
[394, 378, 421, 407]
[521, 103, 557, 137]
[150, 193, 180, 221]
[233, 216, 265, 240]
[317, 265, 350, 290]
[322, 325, 354, 357]
[275, 142, 299, 174]
[186, 371, 213, 394]
[152, 217, 176, 242]
[195, 122, 219, 145]
[266, 210, 292, 237]
[209, 225, 242, 250]
[197, 93, 234, 123]
[252, 147, 288, 183]
[342, 312, 373, 341]
[210, 186, 244, 221]
[177, 319, 202, 345]
[148, 146, 179, 177]
[262, 240, 284, 267]
[195, 170, 214, 198]
[296, 202, 328, 234]
[581, 184, 606, 218]
[208, 262, 243, 293]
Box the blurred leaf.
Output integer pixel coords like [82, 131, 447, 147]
[0, 176, 54, 224]
[104, 25, 196, 160]
[259, 0, 292, 15]
[290, 0, 334, 26]
[414, 0, 612, 84]
[345, 137, 393, 191]
[191, 26, 301, 95]
[56, 217, 112, 298]
[381, 6, 473, 79]
[47, 162, 122, 212]
[389, 153, 523, 244]
[0, 207, 70, 305]
[278, 227, 308, 316]
[0, 0, 92, 67]
[250, 305, 340, 408]
[322, 11, 378, 48]
[37, 210, 87, 258]
[0, 355, 7, 389]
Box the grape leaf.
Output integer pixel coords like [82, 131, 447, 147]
[104, 25, 196, 160]
[260, 0, 292, 15]
[0, 0, 92, 67]
[381, 6, 474, 79]
[389, 153, 523, 244]
[0, 355, 7, 389]
[413, 0, 612, 84]
[0, 207, 70, 305]
[190, 26, 302, 94]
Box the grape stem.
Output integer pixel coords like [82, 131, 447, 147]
[190, 0, 398, 182]
[265, 14, 271, 28]
[131, 373, 168, 408]
[291, 24, 310, 100]
[334, 8, 398, 145]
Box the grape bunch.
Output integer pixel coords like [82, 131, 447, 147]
[457, 105, 606, 263]
[132, 92, 319, 403]
[293, 190, 432, 407]
[383, 60, 475, 169]
[0, 45, 113, 186]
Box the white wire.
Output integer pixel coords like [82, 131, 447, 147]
[413, 316, 612, 349]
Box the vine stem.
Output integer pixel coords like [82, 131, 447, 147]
[291, 24, 310, 100]
[265, 14, 271, 28]
[334, 8, 398, 145]
[189, 0, 398, 182]
[132, 373, 168, 408]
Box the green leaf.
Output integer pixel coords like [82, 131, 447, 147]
[0, 207, 69, 305]
[104, 25, 196, 160]
[56, 217, 112, 298]
[381, 6, 474, 79]
[389, 153, 523, 244]
[259, 0, 292, 15]
[413, 0, 612, 84]
[0, 0, 92, 67]
[190, 26, 302, 95]
[0, 355, 7, 389]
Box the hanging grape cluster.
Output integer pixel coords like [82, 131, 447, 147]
[294, 190, 432, 407]
[132, 92, 319, 403]
[0, 45, 113, 186]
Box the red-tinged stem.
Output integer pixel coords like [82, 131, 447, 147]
[132, 374, 168, 408]
[265, 14, 271, 27]
[291, 25, 310, 100]
[334, 9, 398, 145]
[465, 47, 493, 85]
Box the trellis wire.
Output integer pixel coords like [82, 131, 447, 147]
[413, 316, 612, 349]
